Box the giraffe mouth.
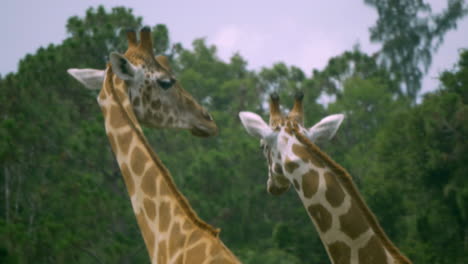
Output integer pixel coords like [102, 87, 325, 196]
[268, 184, 290, 196]
[190, 126, 218, 137]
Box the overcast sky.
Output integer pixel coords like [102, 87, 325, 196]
[1, 0, 467, 96]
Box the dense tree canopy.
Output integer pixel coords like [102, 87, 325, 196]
[365, 0, 468, 100]
[1, 2, 467, 263]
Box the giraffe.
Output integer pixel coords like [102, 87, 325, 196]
[238, 92, 412, 264]
[68, 27, 240, 264]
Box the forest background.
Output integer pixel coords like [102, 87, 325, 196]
[1, 1, 467, 263]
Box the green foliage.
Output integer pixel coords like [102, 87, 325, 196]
[1, 3, 467, 264]
[365, 0, 468, 100]
[152, 24, 170, 55]
[360, 49, 468, 263]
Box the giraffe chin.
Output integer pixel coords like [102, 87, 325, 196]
[190, 126, 218, 137]
[267, 184, 290, 196]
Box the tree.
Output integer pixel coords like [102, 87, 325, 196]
[1, 3, 466, 263]
[362, 49, 468, 263]
[0, 6, 148, 263]
[364, 0, 468, 100]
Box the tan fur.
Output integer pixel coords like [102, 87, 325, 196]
[103, 67, 240, 263]
[107, 67, 219, 236]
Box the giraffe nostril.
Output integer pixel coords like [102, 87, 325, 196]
[203, 111, 213, 121]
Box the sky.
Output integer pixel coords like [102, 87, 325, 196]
[1, 0, 467, 98]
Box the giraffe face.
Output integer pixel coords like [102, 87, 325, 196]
[260, 135, 291, 195]
[67, 27, 217, 137]
[110, 51, 217, 137]
[239, 93, 344, 195]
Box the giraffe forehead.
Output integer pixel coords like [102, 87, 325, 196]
[271, 117, 306, 129]
[125, 50, 156, 66]
[125, 52, 170, 79]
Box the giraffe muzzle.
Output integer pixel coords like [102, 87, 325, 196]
[190, 125, 218, 137]
[267, 184, 290, 196]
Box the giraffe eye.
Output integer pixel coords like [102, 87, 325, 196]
[157, 78, 175, 90]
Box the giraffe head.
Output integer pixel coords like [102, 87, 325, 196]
[239, 92, 344, 195]
[68, 27, 217, 137]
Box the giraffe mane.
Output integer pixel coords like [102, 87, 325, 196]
[291, 124, 412, 264]
[105, 65, 221, 238]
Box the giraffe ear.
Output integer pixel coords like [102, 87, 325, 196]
[109, 52, 137, 81]
[239, 111, 274, 140]
[67, 68, 105, 90]
[307, 114, 344, 143]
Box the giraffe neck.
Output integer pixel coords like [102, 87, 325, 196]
[97, 66, 239, 264]
[283, 128, 411, 264]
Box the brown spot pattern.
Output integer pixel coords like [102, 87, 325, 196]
[143, 198, 157, 220]
[132, 97, 141, 107]
[268, 184, 290, 196]
[144, 93, 150, 105]
[185, 243, 207, 264]
[174, 205, 183, 217]
[168, 222, 186, 258]
[141, 167, 157, 197]
[128, 111, 138, 125]
[151, 99, 162, 110]
[159, 177, 171, 196]
[117, 130, 133, 154]
[293, 179, 300, 191]
[154, 112, 164, 124]
[209, 244, 218, 257]
[173, 254, 183, 264]
[188, 230, 203, 245]
[109, 105, 126, 129]
[292, 143, 325, 168]
[339, 200, 370, 239]
[114, 77, 123, 86]
[107, 132, 118, 153]
[185, 97, 196, 108]
[136, 211, 155, 258]
[358, 236, 388, 264]
[302, 169, 319, 198]
[98, 90, 107, 101]
[100, 105, 107, 117]
[159, 201, 171, 232]
[167, 116, 174, 125]
[285, 158, 300, 174]
[273, 163, 283, 174]
[130, 146, 148, 175]
[120, 163, 135, 196]
[115, 87, 126, 101]
[324, 171, 346, 207]
[182, 220, 192, 231]
[162, 103, 169, 114]
[328, 241, 351, 264]
[308, 203, 332, 233]
[157, 241, 167, 264]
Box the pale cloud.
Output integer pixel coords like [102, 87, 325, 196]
[210, 19, 356, 75]
[211, 25, 241, 52]
[210, 24, 271, 67]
